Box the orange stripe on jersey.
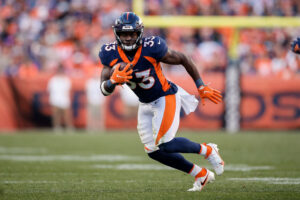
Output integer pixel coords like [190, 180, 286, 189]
[144, 56, 170, 92]
[109, 58, 118, 67]
[155, 94, 176, 145]
[117, 46, 142, 67]
[126, 12, 129, 20]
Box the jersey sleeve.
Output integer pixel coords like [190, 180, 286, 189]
[148, 36, 168, 61]
[98, 43, 117, 67]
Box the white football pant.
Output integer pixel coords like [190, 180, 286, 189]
[137, 86, 199, 153]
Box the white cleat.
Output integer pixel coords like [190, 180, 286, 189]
[188, 169, 215, 192]
[206, 143, 225, 175]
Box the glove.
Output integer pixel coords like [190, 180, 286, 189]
[110, 63, 133, 84]
[291, 37, 300, 54]
[198, 85, 222, 106]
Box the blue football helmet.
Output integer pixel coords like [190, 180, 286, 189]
[113, 12, 144, 51]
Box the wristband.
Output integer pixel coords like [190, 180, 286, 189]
[100, 80, 115, 96]
[106, 79, 115, 89]
[195, 78, 205, 88]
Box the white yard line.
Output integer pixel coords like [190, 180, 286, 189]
[228, 177, 300, 185]
[2, 180, 58, 184]
[0, 180, 134, 184]
[0, 154, 143, 162]
[0, 146, 48, 154]
[224, 164, 274, 171]
[93, 164, 173, 170]
[92, 164, 274, 171]
[2, 177, 300, 185]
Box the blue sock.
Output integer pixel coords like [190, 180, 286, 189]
[159, 137, 201, 154]
[148, 150, 193, 173]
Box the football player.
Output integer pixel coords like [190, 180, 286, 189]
[291, 37, 300, 54]
[99, 12, 224, 192]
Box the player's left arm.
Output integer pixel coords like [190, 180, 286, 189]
[160, 49, 222, 105]
[160, 49, 200, 82]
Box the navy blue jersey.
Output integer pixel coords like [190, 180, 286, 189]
[99, 36, 178, 103]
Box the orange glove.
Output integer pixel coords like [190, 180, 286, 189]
[110, 63, 133, 84]
[198, 85, 222, 105]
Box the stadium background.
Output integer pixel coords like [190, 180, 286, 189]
[0, 0, 300, 132]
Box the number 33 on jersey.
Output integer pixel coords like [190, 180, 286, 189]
[99, 36, 178, 103]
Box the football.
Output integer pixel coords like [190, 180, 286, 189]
[110, 62, 131, 77]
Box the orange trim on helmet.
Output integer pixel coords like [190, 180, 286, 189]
[155, 94, 176, 145]
[109, 58, 118, 67]
[144, 56, 170, 92]
[117, 46, 142, 67]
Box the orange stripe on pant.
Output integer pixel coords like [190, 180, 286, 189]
[155, 94, 176, 145]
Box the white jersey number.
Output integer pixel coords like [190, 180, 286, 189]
[104, 43, 116, 51]
[128, 69, 155, 90]
[136, 69, 155, 89]
[143, 36, 155, 48]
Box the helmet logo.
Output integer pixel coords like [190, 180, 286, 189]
[122, 25, 133, 30]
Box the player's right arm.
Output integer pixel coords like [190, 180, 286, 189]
[99, 42, 133, 96]
[99, 42, 116, 96]
[100, 63, 133, 96]
[100, 65, 115, 96]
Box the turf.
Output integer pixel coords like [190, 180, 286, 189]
[0, 130, 299, 200]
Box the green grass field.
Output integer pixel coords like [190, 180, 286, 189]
[0, 130, 299, 200]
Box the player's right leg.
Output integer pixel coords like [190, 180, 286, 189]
[160, 139, 225, 175]
[176, 85, 224, 175]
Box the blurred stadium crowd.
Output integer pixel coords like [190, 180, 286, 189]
[145, 0, 300, 16]
[0, 0, 300, 79]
